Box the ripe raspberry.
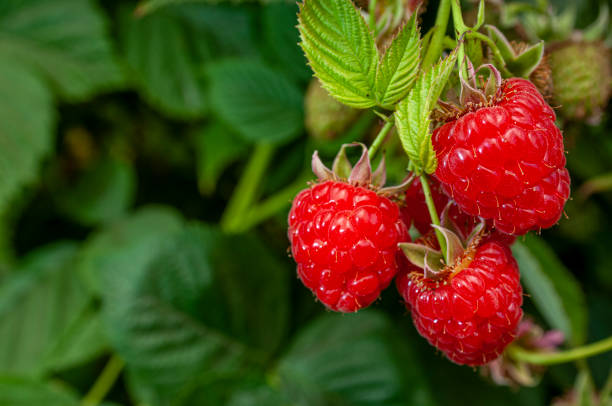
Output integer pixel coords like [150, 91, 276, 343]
[433, 78, 570, 235]
[396, 239, 523, 366]
[401, 177, 516, 245]
[289, 180, 409, 312]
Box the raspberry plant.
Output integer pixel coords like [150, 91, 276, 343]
[0, 0, 610, 405]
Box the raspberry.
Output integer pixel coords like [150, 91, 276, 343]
[289, 180, 408, 312]
[547, 41, 612, 121]
[396, 239, 523, 366]
[401, 177, 516, 245]
[433, 78, 570, 235]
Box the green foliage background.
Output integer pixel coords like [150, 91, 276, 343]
[0, 0, 609, 405]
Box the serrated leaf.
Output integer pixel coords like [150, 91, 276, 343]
[277, 311, 435, 406]
[207, 60, 303, 144]
[0, 243, 97, 376]
[298, 0, 379, 108]
[121, 7, 207, 118]
[375, 14, 421, 109]
[0, 60, 54, 212]
[512, 235, 587, 346]
[395, 50, 457, 174]
[77, 206, 185, 295]
[0, 0, 124, 101]
[0, 376, 80, 406]
[99, 223, 289, 400]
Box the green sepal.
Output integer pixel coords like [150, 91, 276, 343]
[583, 4, 610, 42]
[399, 242, 444, 273]
[431, 225, 464, 265]
[332, 144, 354, 180]
[486, 25, 544, 78]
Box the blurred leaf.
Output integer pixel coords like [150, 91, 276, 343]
[54, 158, 136, 226]
[137, 0, 291, 17]
[0, 61, 54, 212]
[0, 243, 97, 376]
[513, 235, 587, 345]
[375, 13, 421, 109]
[121, 8, 207, 118]
[277, 311, 434, 406]
[298, 0, 378, 108]
[77, 206, 185, 295]
[173, 4, 258, 57]
[207, 60, 303, 144]
[0, 376, 79, 406]
[101, 223, 289, 402]
[395, 49, 457, 174]
[0, 0, 123, 100]
[195, 122, 249, 195]
[262, 2, 311, 81]
[227, 385, 289, 406]
[41, 306, 107, 374]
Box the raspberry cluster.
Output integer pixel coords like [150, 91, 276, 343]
[288, 77, 569, 367]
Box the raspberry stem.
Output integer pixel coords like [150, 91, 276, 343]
[420, 174, 448, 260]
[421, 0, 451, 70]
[368, 117, 394, 161]
[81, 354, 125, 406]
[508, 335, 612, 366]
[221, 143, 275, 233]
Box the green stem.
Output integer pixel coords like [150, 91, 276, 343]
[368, 118, 394, 161]
[239, 171, 312, 232]
[420, 174, 447, 258]
[422, 0, 451, 70]
[465, 31, 513, 77]
[81, 355, 125, 406]
[368, 0, 378, 32]
[508, 336, 612, 366]
[220, 143, 275, 233]
[450, 0, 468, 80]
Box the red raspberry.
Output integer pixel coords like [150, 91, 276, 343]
[288, 180, 409, 312]
[433, 78, 570, 235]
[396, 239, 523, 366]
[401, 177, 516, 245]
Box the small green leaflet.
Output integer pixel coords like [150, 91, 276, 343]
[375, 14, 421, 109]
[298, 0, 378, 108]
[298, 0, 422, 110]
[395, 50, 457, 175]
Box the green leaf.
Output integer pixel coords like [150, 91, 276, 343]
[298, 0, 379, 108]
[101, 223, 289, 400]
[54, 158, 136, 226]
[512, 235, 588, 346]
[263, 2, 311, 81]
[277, 311, 434, 406]
[194, 122, 249, 195]
[121, 7, 207, 118]
[207, 60, 303, 144]
[0, 376, 79, 406]
[136, 0, 289, 16]
[395, 50, 457, 174]
[77, 206, 185, 295]
[0, 243, 97, 376]
[0, 0, 124, 101]
[40, 306, 107, 374]
[0, 60, 54, 212]
[375, 14, 421, 109]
